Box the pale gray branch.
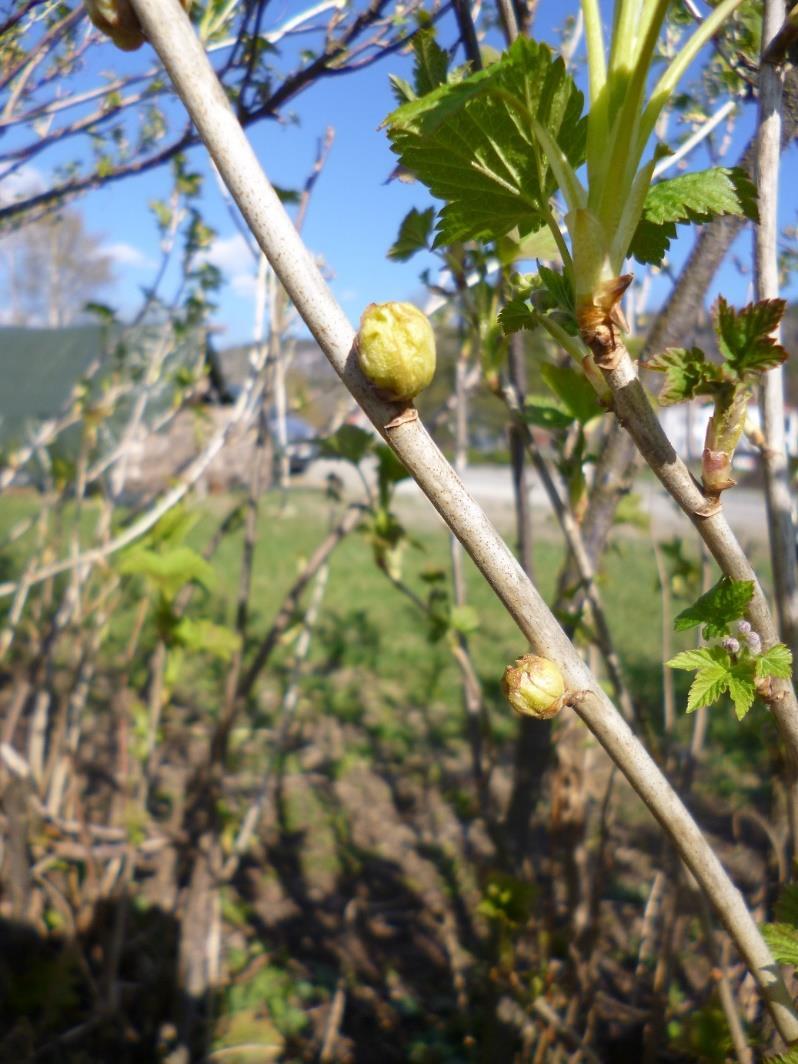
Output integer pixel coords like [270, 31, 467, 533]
[126, 0, 798, 1040]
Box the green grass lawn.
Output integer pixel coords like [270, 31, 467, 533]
[0, 483, 777, 780]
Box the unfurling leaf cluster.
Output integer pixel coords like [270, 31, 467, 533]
[667, 577, 792, 720]
[647, 297, 788, 494]
[647, 297, 787, 405]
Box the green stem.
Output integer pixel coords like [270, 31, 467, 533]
[594, 0, 671, 231]
[609, 0, 644, 76]
[581, 0, 607, 104]
[534, 310, 589, 365]
[542, 203, 574, 277]
[531, 116, 587, 213]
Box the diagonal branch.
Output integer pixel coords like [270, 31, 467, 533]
[127, 0, 798, 1041]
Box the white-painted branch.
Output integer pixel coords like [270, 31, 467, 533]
[126, 0, 798, 1040]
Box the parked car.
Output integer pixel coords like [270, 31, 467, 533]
[268, 411, 319, 474]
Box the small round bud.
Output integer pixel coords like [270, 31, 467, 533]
[502, 654, 566, 720]
[736, 620, 752, 636]
[721, 636, 740, 655]
[356, 302, 436, 402]
[744, 630, 762, 655]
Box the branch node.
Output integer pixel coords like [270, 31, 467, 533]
[384, 406, 418, 431]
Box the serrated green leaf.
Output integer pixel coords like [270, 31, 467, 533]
[713, 295, 788, 380]
[756, 643, 793, 680]
[499, 297, 537, 335]
[627, 217, 677, 267]
[645, 347, 724, 405]
[674, 576, 754, 637]
[386, 37, 585, 246]
[523, 400, 574, 430]
[762, 922, 798, 967]
[538, 264, 574, 317]
[412, 28, 450, 96]
[388, 206, 435, 261]
[775, 884, 798, 926]
[667, 646, 730, 672]
[727, 662, 757, 720]
[629, 167, 758, 267]
[686, 664, 730, 712]
[540, 363, 603, 425]
[389, 73, 416, 105]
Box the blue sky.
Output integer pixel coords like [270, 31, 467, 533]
[4, 1, 796, 345]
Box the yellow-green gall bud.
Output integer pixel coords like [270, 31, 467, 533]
[356, 302, 436, 402]
[502, 654, 566, 719]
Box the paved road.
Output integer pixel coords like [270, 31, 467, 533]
[296, 460, 771, 541]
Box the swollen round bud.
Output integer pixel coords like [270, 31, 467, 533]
[356, 302, 436, 402]
[502, 654, 566, 720]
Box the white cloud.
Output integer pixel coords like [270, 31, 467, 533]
[103, 242, 156, 269]
[205, 232, 257, 273]
[204, 232, 259, 301]
[231, 273, 257, 297]
[0, 163, 45, 203]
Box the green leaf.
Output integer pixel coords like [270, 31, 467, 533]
[540, 363, 603, 425]
[645, 347, 724, 405]
[318, 424, 373, 465]
[523, 400, 573, 430]
[498, 297, 537, 335]
[375, 444, 410, 507]
[713, 296, 788, 380]
[674, 576, 754, 638]
[119, 546, 216, 600]
[538, 264, 575, 318]
[762, 922, 798, 967]
[497, 226, 561, 265]
[629, 167, 758, 267]
[667, 646, 730, 672]
[388, 206, 435, 261]
[172, 617, 241, 661]
[389, 73, 416, 105]
[412, 28, 450, 96]
[756, 643, 793, 680]
[727, 662, 757, 720]
[766, 1049, 798, 1064]
[386, 37, 585, 246]
[686, 663, 730, 713]
[775, 884, 798, 926]
[627, 217, 677, 268]
[450, 604, 480, 635]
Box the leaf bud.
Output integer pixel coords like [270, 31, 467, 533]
[744, 630, 762, 655]
[502, 654, 566, 720]
[356, 302, 436, 402]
